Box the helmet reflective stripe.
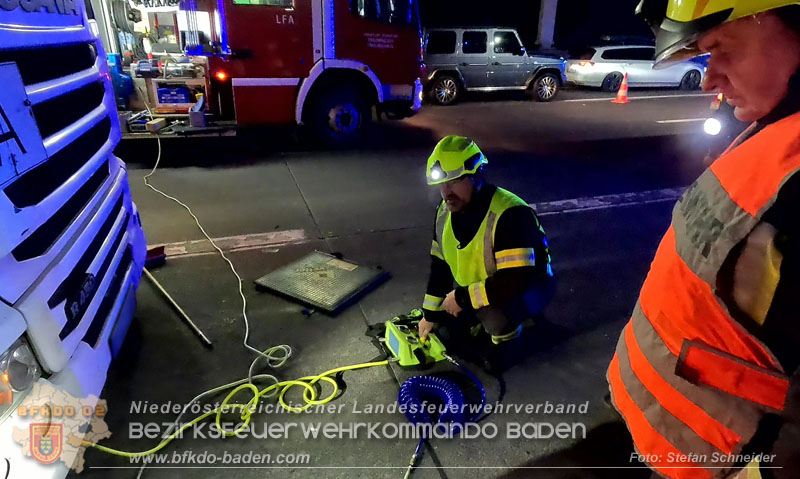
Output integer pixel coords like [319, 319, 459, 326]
[427, 135, 488, 185]
[637, 0, 800, 65]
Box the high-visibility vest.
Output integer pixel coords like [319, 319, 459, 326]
[425, 188, 549, 311]
[608, 112, 800, 479]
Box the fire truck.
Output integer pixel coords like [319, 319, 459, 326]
[183, 0, 424, 144]
[0, 0, 146, 476]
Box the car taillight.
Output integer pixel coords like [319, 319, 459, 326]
[578, 61, 595, 67]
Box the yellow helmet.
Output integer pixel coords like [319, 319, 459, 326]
[637, 0, 800, 65]
[426, 136, 488, 185]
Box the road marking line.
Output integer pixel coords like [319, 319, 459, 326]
[563, 93, 714, 103]
[656, 118, 707, 124]
[151, 229, 307, 259]
[148, 189, 687, 257]
[532, 187, 686, 216]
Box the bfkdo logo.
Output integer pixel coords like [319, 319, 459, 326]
[30, 423, 63, 464]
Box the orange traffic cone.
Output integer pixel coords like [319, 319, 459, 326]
[612, 73, 630, 104]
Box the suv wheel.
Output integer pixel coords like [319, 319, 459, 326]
[308, 85, 368, 147]
[601, 72, 624, 93]
[532, 73, 559, 102]
[431, 74, 461, 106]
[680, 70, 702, 90]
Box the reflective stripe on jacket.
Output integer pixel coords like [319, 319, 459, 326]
[608, 111, 800, 479]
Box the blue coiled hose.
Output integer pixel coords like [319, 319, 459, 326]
[397, 355, 487, 478]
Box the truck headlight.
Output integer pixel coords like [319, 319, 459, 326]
[0, 338, 41, 416]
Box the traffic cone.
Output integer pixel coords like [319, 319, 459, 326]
[612, 73, 630, 104]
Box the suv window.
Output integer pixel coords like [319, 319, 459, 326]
[493, 31, 523, 55]
[601, 47, 654, 61]
[632, 48, 656, 61]
[462, 31, 487, 54]
[569, 47, 596, 60]
[426, 31, 456, 55]
[350, 0, 416, 25]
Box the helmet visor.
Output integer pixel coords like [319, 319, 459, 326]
[644, 7, 733, 67]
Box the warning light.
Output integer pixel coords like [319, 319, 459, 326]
[710, 92, 724, 111]
[215, 71, 228, 81]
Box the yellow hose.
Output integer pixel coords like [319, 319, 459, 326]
[83, 360, 390, 458]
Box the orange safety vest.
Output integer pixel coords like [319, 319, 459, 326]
[608, 111, 800, 479]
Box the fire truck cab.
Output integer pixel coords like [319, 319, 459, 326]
[186, 0, 424, 144]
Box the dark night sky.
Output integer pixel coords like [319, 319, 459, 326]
[419, 0, 653, 51]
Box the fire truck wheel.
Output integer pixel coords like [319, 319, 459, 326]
[310, 86, 369, 146]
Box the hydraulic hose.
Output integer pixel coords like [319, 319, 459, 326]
[397, 354, 487, 478]
[82, 360, 390, 458]
[399, 354, 486, 429]
[83, 352, 486, 479]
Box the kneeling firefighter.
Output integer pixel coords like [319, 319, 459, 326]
[417, 136, 555, 371]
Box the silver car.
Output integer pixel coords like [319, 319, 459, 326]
[422, 28, 567, 105]
[566, 45, 704, 92]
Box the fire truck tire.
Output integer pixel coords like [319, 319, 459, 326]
[308, 85, 369, 147]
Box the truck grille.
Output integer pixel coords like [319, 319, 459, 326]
[4, 117, 111, 209]
[82, 246, 133, 347]
[32, 81, 105, 139]
[57, 203, 129, 340]
[48, 194, 124, 311]
[0, 43, 96, 86]
[11, 161, 109, 262]
[1, 38, 113, 271]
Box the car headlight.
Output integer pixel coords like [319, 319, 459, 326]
[0, 338, 41, 418]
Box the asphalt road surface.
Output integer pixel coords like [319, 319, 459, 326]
[72, 90, 735, 479]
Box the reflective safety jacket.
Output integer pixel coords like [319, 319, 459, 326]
[608, 112, 800, 478]
[423, 186, 551, 315]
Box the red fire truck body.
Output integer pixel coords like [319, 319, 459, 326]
[191, 0, 423, 143]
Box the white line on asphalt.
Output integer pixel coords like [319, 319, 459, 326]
[563, 93, 714, 103]
[149, 189, 686, 258]
[532, 187, 686, 216]
[151, 229, 307, 259]
[656, 118, 707, 124]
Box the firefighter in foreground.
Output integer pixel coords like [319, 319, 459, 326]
[609, 2, 800, 478]
[417, 136, 555, 371]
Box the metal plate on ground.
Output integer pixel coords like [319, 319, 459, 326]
[254, 251, 388, 314]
